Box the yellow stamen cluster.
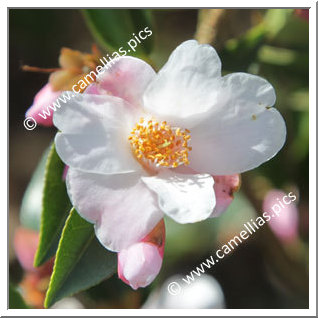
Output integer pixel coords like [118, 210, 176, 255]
[128, 117, 192, 168]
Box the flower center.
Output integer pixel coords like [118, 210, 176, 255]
[128, 117, 192, 169]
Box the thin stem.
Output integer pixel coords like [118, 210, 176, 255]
[21, 65, 60, 73]
[194, 9, 226, 45]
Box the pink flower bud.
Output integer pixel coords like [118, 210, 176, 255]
[211, 174, 241, 217]
[26, 83, 61, 126]
[118, 220, 165, 289]
[118, 242, 163, 290]
[263, 190, 299, 243]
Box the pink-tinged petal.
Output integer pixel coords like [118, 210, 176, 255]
[118, 219, 165, 289]
[263, 190, 299, 243]
[84, 83, 101, 95]
[210, 174, 241, 217]
[26, 84, 61, 126]
[62, 165, 69, 181]
[66, 168, 163, 252]
[93, 56, 156, 107]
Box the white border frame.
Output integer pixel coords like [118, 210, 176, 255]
[3, 1, 316, 316]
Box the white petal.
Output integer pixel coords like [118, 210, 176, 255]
[53, 93, 141, 175]
[66, 168, 163, 252]
[141, 170, 215, 224]
[96, 56, 156, 107]
[189, 73, 286, 175]
[143, 40, 222, 128]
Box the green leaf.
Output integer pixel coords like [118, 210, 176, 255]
[34, 143, 71, 267]
[82, 9, 153, 58]
[45, 208, 117, 308]
[9, 284, 29, 309]
[20, 148, 49, 231]
[258, 45, 297, 66]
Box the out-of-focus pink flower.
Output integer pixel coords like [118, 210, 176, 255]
[14, 227, 39, 272]
[294, 9, 309, 21]
[14, 227, 54, 275]
[14, 227, 54, 308]
[118, 220, 165, 289]
[263, 190, 299, 243]
[25, 84, 61, 127]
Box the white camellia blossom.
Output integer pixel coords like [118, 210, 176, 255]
[54, 40, 286, 253]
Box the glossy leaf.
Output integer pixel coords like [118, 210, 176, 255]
[82, 9, 153, 57]
[45, 208, 117, 308]
[34, 143, 71, 267]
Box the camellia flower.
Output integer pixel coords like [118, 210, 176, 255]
[53, 40, 286, 288]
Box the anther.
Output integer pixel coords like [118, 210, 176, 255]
[128, 118, 192, 168]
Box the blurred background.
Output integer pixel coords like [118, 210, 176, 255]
[9, 8, 309, 309]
